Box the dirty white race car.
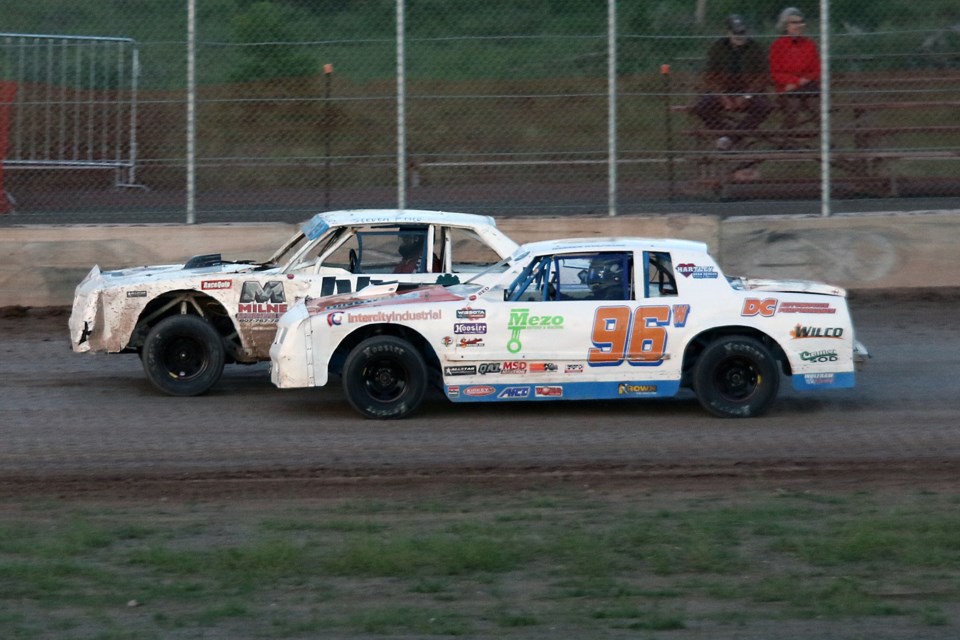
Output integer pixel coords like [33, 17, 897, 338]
[69, 210, 518, 396]
[270, 237, 869, 419]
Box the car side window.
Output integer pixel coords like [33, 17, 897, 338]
[506, 252, 633, 302]
[322, 234, 359, 272]
[646, 251, 678, 298]
[582, 252, 632, 301]
[448, 227, 506, 272]
[324, 228, 431, 274]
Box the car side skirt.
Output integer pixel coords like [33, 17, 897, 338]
[791, 371, 855, 391]
[445, 380, 682, 402]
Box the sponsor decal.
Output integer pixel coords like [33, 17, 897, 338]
[791, 324, 844, 339]
[742, 298, 778, 317]
[237, 303, 288, 322]
[672, 304, 691, 327]
[676, 263, 719, 279]
[345, 309, 442, 323]
[456, 307, 486, 320]
[444, 365, 478, 376]
[240, 281, 285, 303]
[457, 337, 485, 348]
[506, 308, 564, 353]
[442, 336, 453, 347]
[478, 362, 501, 375]
[238, 281, 287, 322]
[454, 322, 487, 335]
[534, 386, 563, 398]
[803, 372, 836, 385]
[324, 299, 372, 311]
[498, 386, 531, 398]
[447, 385, 460, 397]
[463, 385, 496, 397]
[565, 364, 584, 374]
[501, 361, 528, 374]
[316, 275, 387, 298]
[126, 290, 147, 298]
[780, 301, 837, 314]
[529, 362, 558, 373]
[327, 312, 343, 326]
[201, 279, 232, 290]
[618, 383, 658, 396]
[800, 350, 839, 363]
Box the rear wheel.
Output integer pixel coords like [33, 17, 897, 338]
[342, 335, 427, 419]
[693, 336, 779, 418]
[142, 314, 225, 396]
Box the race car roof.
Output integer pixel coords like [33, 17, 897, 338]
[512, 237, 710, 258]
[302, 209, 500, 233]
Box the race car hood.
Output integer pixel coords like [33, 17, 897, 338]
[69, 257, 277, 353]
[90, 255, 272, 286]
[737, 277, 846, 297]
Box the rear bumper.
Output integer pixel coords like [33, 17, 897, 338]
[853, 340, 870, 370]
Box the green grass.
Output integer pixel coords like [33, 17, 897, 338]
[1, 487, 959, 638]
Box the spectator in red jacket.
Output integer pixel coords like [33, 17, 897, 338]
[769, 7, 820, 130]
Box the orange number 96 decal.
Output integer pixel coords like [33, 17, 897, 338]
[588, 305, 673, 367]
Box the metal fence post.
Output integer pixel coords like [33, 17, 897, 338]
[607, 0, 617, 217]
[186, 0, 196, 224]
[820, 0, 831, 217]
[396, 0, 406, 211]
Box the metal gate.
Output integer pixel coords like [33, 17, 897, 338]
[0, 33, 140, 189]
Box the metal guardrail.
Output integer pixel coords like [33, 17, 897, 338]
[0, 32, 141, 188]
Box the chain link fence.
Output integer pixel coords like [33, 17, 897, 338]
[1, 0, 958, 222]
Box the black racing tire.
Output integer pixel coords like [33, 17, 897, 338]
[342, 335, 427, 419]
[142, 314, 226, 396]
[693, 336, 779, 418]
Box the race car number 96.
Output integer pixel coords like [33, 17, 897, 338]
[588, 305, 670, 366]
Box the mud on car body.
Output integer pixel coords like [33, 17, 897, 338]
[270, 237, 869, 419]
[69, 209, 519, 396]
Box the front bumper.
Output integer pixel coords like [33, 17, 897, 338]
[68, 266, 104, 352]
[269, 305, 327, 389]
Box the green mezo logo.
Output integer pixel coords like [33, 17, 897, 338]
[506, 308, 564, 353]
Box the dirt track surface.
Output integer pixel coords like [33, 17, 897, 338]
[2, 289, 959, 499]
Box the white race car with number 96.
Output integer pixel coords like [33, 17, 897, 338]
[270, 237, 869, 419]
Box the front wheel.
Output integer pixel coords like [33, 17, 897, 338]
[342, 335, 427, 419]
[142, 314, 226, 396]
[693, 336, 779, 418]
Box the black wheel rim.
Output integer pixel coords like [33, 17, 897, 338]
[361, 356, 408, 403]
[713, 355, 760, 402]
[161, 335, 208, 380]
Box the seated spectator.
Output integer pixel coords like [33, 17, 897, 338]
[770, 7, 821, 130]
[691, 14, 773, 151]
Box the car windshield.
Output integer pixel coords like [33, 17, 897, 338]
[462, 249, 527, 285]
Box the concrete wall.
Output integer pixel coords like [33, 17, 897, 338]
[1, 210, 957, 308]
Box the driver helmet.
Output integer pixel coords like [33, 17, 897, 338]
[586, 254, 626, 299]
[398, 232, 424, 259]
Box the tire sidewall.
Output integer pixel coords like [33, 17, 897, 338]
[142, 314, 226, 396]
[343, 336, 427, 419]
[693, 336, 779, 418]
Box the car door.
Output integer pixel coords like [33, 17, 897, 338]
[456, 250, 691, 400]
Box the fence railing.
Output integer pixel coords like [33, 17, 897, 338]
[0, 32, 141, 188]
[2, 1, 960, 222]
